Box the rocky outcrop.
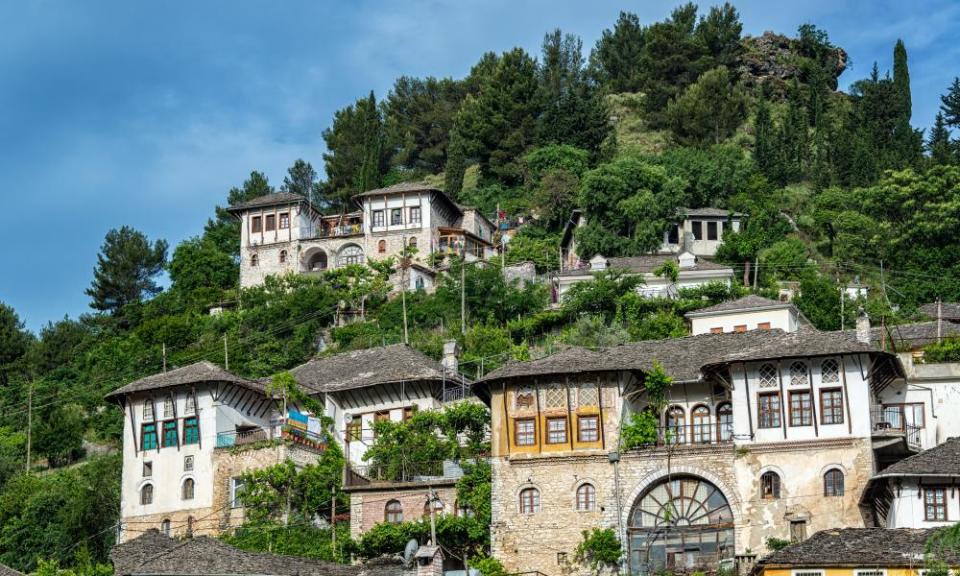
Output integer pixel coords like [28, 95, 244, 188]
[737, 31, 848, 98]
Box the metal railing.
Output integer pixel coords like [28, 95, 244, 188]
[215, 428, 271, 448]
[300, 223, 363, 239]
[870, 406, 923, 449]
[214, 423, 327, 451]
[631, 423, 735, 448]
[344, 459, 462, 487]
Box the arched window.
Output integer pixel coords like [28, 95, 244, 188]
[824, 469, 844, 496]
[160, 518, 170, 536]
[409, 237, 417, 248]
[338, 244, 364, 266]
[163, 396, 174, 419]
[519, 487, 540, 514]
[250, 254, 259, 267]
[143, 400, 155, 422]
[576, 483, 596, 511]
[141, 484, 154, 505]
[759, 363, 778, 388]
[691, 405, 711, 444]
[790, 361, 809, 386]
[307, 250, 328, 271]
[761, 472, 781, 499]
[665, 406, 686, 445]
[717, 403, 733, 442]
[821, 359, 840, 384]
[182, 478, 195, 500]
[279, 249, 288, 264]
[424, 498, 443, 518]
[385, 499, 403, 523]
[377, 239, 386, 254]
[184, 393, 196, 416]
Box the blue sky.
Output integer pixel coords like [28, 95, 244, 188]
[1, 0, 958, 332]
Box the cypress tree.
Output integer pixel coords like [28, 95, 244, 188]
[754, 98, 775, 176]
[893, 39, 911, 122]
[444, 127, 467, 198]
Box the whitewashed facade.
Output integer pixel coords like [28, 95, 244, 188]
[686, 295, 808, 335]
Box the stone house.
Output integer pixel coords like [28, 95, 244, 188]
[345, 475, 461, 540]
[229, 183, 497, 289]
[473, 328, 904, 576]
[685, 295, 811, 335]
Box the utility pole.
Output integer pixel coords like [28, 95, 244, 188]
[460, 244, 466, 335]
[752, 257, 759, 290]
[25, 380, 32, 473]
[880, 260, 891, 307]
[162, 343, 167, 372]
[428, 487, 438, 546]
[938, 297, 943, 343]
[401, 236, 409, 345]
[839, 276, 845, 331]
[223, 334, 229, 370]
[331, 487, 337, 548]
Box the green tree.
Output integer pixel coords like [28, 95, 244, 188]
[384, 76, 465, 174]
[942, 77, 960, 127]
[539, 29, 584, 103]
[0, 303, 31, 387]
[204, 171, 274, 257]
[588, 11, 646, 93]
[85, 226, 168, 317]
[562, 269, 644, 320]
[322, 91, 389, 210]
[754, 98, 775, 177]
[444, 127, 467, 198]
[237, 447, 344, 525]
[667, 66, 747, 146]
[893, 39, 911, 123]
[927, 112, 955, 165]
[167, 237, 238, 294]
[32, 403, 85, 467]
[281, 159, 322, 208]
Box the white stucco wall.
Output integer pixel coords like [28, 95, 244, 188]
[886, 478, 958, 528]
[690, 308, 798, 335]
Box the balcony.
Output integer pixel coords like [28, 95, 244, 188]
[629, 423, 734, 449]
[871, 405, 922, 461]
[214, 423, 327, 452]
[216, 427, 271, 448]
[344, 459, 463, 488]
[301, 223, 363, 239]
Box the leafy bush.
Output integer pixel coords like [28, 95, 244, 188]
[766, 537, 792, 551]
[922, 338, 960, 363]
[574, 528, 622, 573]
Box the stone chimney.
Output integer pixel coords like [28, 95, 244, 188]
[856, 308, 871, 344]
[442, 340, 459, 373]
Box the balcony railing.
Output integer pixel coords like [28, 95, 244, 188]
[216, 428, 271, 448]
[870, 406, 922, 449]
[301, 223, 363, 239]
[214, 423, 327, 452]
[631, 423, 735, 448]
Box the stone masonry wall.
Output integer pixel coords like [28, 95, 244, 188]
[349, 485, 458, 540]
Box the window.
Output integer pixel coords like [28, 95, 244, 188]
[853, 571, 885, 576]
[821, 358, 840, 383]
[347, 415, 361, 441]
[184, 455, 194, 471]
[541, 384, 565, 408]
[515, 389, 535, 409]
[734, 324, 747, 333]
[759, 363, 778, 388]
[578, 415, 599, 443]
[279, 212, 290, 229]
[925, 487, 947, 521]
[186, 516, 194, 537]
[372, 210, 385, 227]
[793, 572, 825, 576]
[140, 483, 154, 505]
[717, 402, 733, 441]
[251, 216, 262, 233]
[820, 389, 844, 425]
[519, 487, 540, 514]
[408, 237, 417, 248]
[546, 417, 567, 444]
[250, 254, 258, 267]
[692, 221, 703, 240]
[162, 420, 178, 447]
[377, 239, 386, 254]
[391, 208, 403, 225]
[758, 392, 781, 428]
[385, 499, 403, 523]
[184, 393, 196, 416]
[409, 206, 421, 224]
[230, 477, 246, 508]
[667, 224, 679, 244]
[790, 391, 812, 427]
[576, 484, 596, 511]
[665, 406, 686, 444]
[279, 249, 288, 263]
[182, 478, 195, 500]
[183, 417, 200, 444]
[790, 361, 809, 386]
[790, 520, 807, 542]
[403, 406, 417, 422]
[143, 461, 153, 477]
[337, 244, 364, 266]
[824, 469, 844, 496]
[691, 405, 711, 444]
[515, 419, 535, 446]
[761, 472, 781, 499]
[758, 322, 771, 330]
[265, 214, 276, 231]
[161, 518, 170, 536]
[373, 411, 389, 437]
[143, 401, 155, 422]
[707, 221, 718, 241]
[578, 384, 599, 407]
[710, 327, 723, 334]
[141, 423, 159, 450]
[163, 396, 174, 419]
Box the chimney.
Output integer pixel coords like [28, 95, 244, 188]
[856, 308, 871, 344]
[442, 340, 459, 373]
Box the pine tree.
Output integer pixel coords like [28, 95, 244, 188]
[754, 98, 775, 177]
[444, 127, 467, 198]
[927, 112, 954, 165]
[941, 77, 960, 127]
[85, 226, 168, 317]
[322, 91, 389, 211]
[893, 39, 911, 122]
[281, 159, 321, 207]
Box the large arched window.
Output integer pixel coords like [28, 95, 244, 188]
[519, 487, 540, 514]
[141, 484, 154, 505]
[385, 500, 403, 523]
[576, 484, 596, 511]
[691, 405, 711, 444]
[338, 244, 364, 266]
[824, 469, 844, 496]
[665, 406, 686, 445]
[761, 471, 781, 499]
[182, 478, 195, 500]
[307, 250, 328, 271]
[628, 475, 734, 574]
[717, 403, 733, 442]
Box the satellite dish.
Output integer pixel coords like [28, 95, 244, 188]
[403, 538, 420, 567]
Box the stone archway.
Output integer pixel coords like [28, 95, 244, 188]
[303, 249, 328, 271]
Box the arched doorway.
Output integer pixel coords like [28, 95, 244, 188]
[305, 250, 328, 271]
[628, 475, 734, 574]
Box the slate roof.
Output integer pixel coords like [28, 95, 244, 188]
[290, 344, 466, 394]
[919, 302, 960, 321]
[876, 437, 960, 477]
[354, 181, 440, 198]
[0, 564, 23, 576]
[112, 531, 406, 576]
[679, 207, 743, 218]
[105, 361, 259, 401]
[843, 321, 960, 351]
[555, 254, 732, 277]
[754, 528, 958, 570]
[226, 191, 311, 213]
[685, 295, 788, 316]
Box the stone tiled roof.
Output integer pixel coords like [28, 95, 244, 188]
[679, 207, 743, 218]
[226, 192, 310, 213]
[877, 437, 960, 477]
[843, 321, 960, 351]
[919, 302, 960, 321]
[0, 564, 23, 576]
[685, 295, 788, 316]
[755, 528, 958, 570]
[105, 361, 260, 401]
[354, 181, 440, 198]
[291, 344, 466, 393]
[111, 531, 394, 576]
[555, 254, 732, 277]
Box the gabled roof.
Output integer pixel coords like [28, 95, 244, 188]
[555, 253, 733, 277]
[876, 437, 960, 478]
[754, 528, 955, 570]
[685, 295, 788, 317]
[843, 321, 960, 351]
[919, 302, 960, 321]
[226, 191, 311, 213]
[678, 207, 744, 218]
[0, 564, 23, 576]
[112, 531, 396, 576]
[290, 344, 466, 394]
[354, 181, 440, 198]
[104, 361, 259, 401]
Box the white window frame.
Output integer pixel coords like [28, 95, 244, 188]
[230, 477, 246, 508]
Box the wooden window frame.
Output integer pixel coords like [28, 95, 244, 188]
[279, 250, 287, 264]
[925, 486, 948, 521]
[251, 215, 262, 233]
[141, 423, 159, 451]
[161, 420, 178, 447]
[820, 388, 844, 425]
[758, 392, 781, 428]
[279, 212, 290, 229]
[378, 239, 387, 253]
[707, 221, 718, 241]
[390, 208, 403, 226]
[691, 404, 711, 444]
[710, 327, 723, 334]
[385, 499, 403, 523]
[515, 418, 536, 446]
[143, 461, 153, 477]
[717, 402, 733, 441]
[182, 416, 200, 445]
[577, 415, 599, 443]
[546, 416, 567, 445]
[761, 471, 781, 500]
[823, 469, 844, 497]
[140, 483, 153, 505]
[519, 487, 540, 514]
[576, 483, 596, 511]
[182, 478, 195, 500]
[372, 210, 385, 228]
[409, 206, 421, 224]
[692, 220, 703, 240]
[789, 390, 813, 427]
[265, 214, 276, 232]
[347, 416, 362, 441]
[734, 324, 747, 333]
[403, 406, 417, 422]
[757, 322, 771, 330]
